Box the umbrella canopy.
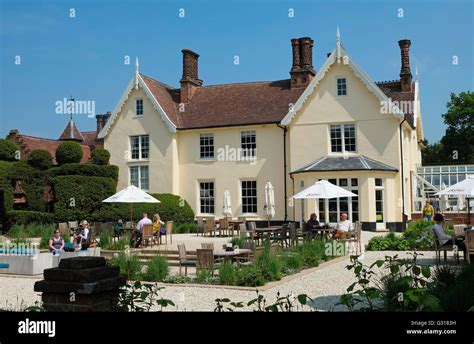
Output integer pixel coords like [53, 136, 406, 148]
[292, 180, 357, 199]
[458, 194, 466, 211]
[222, 189, 232, 217]
[435, 176, 474, 197]
[264, 181, 276, 219]
[103, 185, 161, 203]
[102, 185, 160, 224]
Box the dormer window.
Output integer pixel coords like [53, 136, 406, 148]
[136, 99, 144, 116]
[337, 78, 347, 96]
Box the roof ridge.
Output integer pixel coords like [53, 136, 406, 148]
[359, 156, 371, 169]
[198, 79, 290, 88]
[140, 73, 178, 90]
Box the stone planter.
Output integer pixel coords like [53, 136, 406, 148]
[35, 257, 126, 312]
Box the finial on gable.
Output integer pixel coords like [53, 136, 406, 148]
[336, 26, 342, 63]
[135, 57, 140, 89]
[415, 65, 419, 81]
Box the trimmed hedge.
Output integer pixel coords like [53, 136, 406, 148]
[91, 148, 110, 165]
[0, 161, 14, 228]
[53, 175, 117, 222]
[56, 141, 83, 165]
[91, 193, 194, 225]
[6, 210, 55, 226]
[28, 149, 53, 170]
[0, 139, 19, 161]
[47, 163, 118, 182]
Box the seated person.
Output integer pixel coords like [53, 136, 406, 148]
[131, 213, 152, 248]
[74, 220, 90, 250]
[333, 213, 352, 239]
[433, 213, 466, 252]
[114, 219, 123, 237]
[305, 213, 320, 230]
[152, 213, 165, 239]
[49, 229, 65, 255]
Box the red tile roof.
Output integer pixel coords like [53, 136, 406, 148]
[81, 131, 98, 146]
[376, 80, 415, 126]
[142, 74, 415, 130]
[58, 119, 85, 141]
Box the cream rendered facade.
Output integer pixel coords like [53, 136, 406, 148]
[101, 38, 423, 231]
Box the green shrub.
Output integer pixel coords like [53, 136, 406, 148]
[163, 275, 192, 284]
[91, 148, 111, 165]
[47, 163, 118, 181]
[0, 161, 14, 228]
[230, 236, 245, 248]
[52, 175, 116, 222]
[366, 232, 411, 251]
[104, 237, 129, 251]
[142, 256, 169, 282]
[291, 240, 326, 267]
[55, 141, 83, 165]
[281, 252, 304, 273]
[27, 150, 53, 170]
[7, 211, 55, 226]
[403, 220, 435, 249]
[256, 246, 282, 281]
[99, 230, 112, 248]
[110, 253, 142, 280]
[235, 266, 265, 287]
[0, 139, 19, 161]
[218, 261, 236, 285]
[174, 223, 198, 233]
[195, 269, 219, 284]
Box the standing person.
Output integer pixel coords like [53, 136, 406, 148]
[49, 229, 65, 255]
[131, 213, 152, 247]
[422, 199, 435, 222]
[333, 213, 352, 239]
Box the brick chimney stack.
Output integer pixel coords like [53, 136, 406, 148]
[180, 49, 203, 103]
[96, 111, 111, 134]
[398, 39, 412, 92]
[290, 37, 316, 88]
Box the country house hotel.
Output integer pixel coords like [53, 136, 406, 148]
[98, 31, 423, 231]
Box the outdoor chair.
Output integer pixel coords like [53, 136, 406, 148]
[218, 218, 234, 237]
[196, 249, 223, 276]
[234, 241, 256, 267]
[141, 224, 155, 248]
[201, 243, 214, 250]
[177, 244, 196, 276]
[239, 223, 255, 242]
[454, 224, 467, 237]
[273, 224, 289, 248]
[161, 221, 173, 245]
[289, 222, 306, 246]
[432, 228, 458, 262]
[204, 218, 216, 237]
[196, 217, 206, 236]
[344, 221, 362, 255]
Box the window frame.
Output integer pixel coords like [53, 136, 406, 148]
[241, 180, 258, 215]
[198, 180, 215, 215]
[129, 165, 149, 191]
[135, 99, 144, 117]
[240, 130, 257, 159]
[329, 123, 357, 154]
[129, 135, 149, 161]
[199, 133, 215, 160]
[336, 77, 348, 96]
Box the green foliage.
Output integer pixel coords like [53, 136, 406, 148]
[98, 230, 112, 249]
[27, 150, 53, 170]
[162, 275, 193, 284]
[0, 139, 19, 162]
[235, 266, 265, 287]
[115, 281, 175, 312]
[291, 240, 326, 266]
[52, 175, 116, 222]
[429, 263, 474, 312]
[91, 148, 111, 165]
[230, 236, 245, 248]
[366, 220, 435, 251]
[218, 261, 236, 285]
[174, 223, 198, 233]
[256, 244, 282, 281]
[0, 161, 14, 227]
[47, 163, 118, 181]
[195, 269, 219, 284]
[110, 253, 142, 280]
[280, 253, 304, 274]
[142, 256, 170, 282]
[55, 141, 83, 165]
[6, 223, 55, 249]
[103, 237, 129, 251]
[6, 210, 55, 226]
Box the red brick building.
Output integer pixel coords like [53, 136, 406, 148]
[6, 112, 111, 164]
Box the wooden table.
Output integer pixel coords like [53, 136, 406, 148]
[214, 249, 252, 262]
[307, 227, 334, 240]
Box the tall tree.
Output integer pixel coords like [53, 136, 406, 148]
[440, 91, 474, 164]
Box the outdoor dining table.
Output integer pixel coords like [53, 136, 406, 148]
[307, 227, 334, 240]
[213, 249, 252, 262]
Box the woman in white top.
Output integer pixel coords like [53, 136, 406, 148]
[433, 213, 465, 251]
[75, 220, 90, 250]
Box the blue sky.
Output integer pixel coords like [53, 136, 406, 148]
[0, 0, 472, 142]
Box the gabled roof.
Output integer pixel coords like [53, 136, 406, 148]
[58, 119, 85, 141]
[291, 155, 398, 174]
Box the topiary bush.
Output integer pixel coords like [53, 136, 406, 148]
[52, 175, 116, 222]
[91, 148, 110, 165]
[0, 139, 19, 161]
[55, 141, 83, 165]
[47, 163, 118, 181]
[0, 161, 14, 228]
[27, 149, 53, 170]
[6, 210, 55, 226]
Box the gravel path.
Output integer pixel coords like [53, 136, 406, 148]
[0, 249, 439, 312]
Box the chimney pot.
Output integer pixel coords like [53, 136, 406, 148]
[180, 49, 202, 103]
[290, 37, 316, 88]
[398, 39, 412, 92]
